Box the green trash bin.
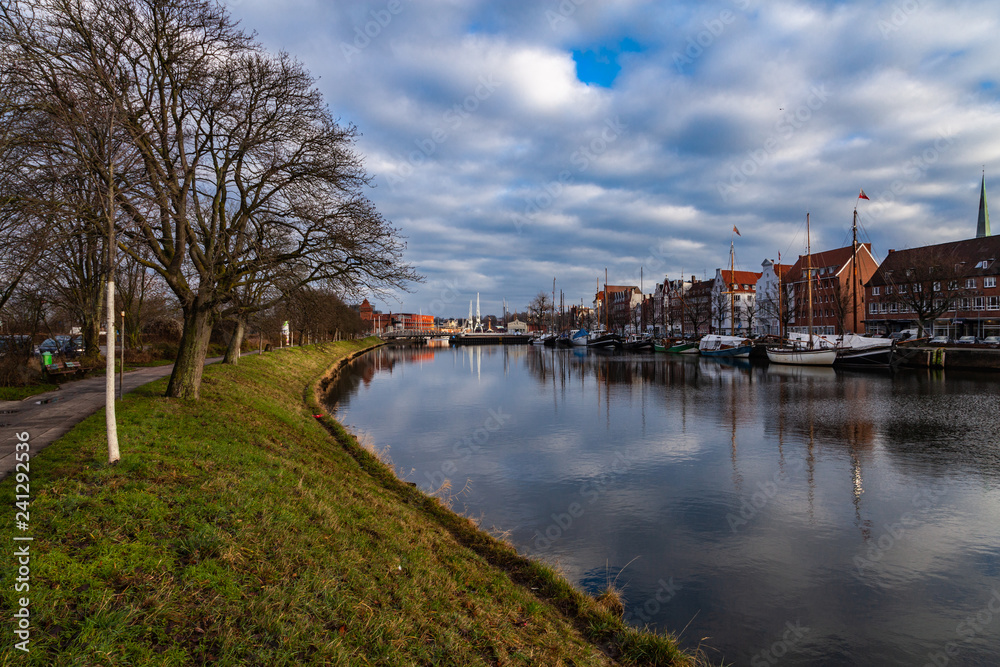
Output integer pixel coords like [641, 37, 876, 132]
[42, 351, 53, 366]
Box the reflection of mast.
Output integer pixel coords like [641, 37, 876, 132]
[730, 375, 742, 492]
[806, 409, 815, 521]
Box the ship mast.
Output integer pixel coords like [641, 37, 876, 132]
[730, 240, 736, 335]
[806, 213, 814, 348]
[851, 206, 859, 334]
[777, 252, 783, 339]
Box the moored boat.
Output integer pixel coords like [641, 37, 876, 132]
[587, 333, 622, 349]
[829, 334, 896, 368]
[570, 328, 590, 346]
[699, 334, 753, 358]
[766, 345, 837, 366]
[667, 340, 699, 354]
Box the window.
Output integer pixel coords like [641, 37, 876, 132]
[873, 286, 880, 295]
[881, 303, 888, 313]
[933, 281, 941, 292]
[961, 298, 971, 310]
[899, 284, 908, 293]
[870, 303, 878, 314]
[976, 260, 989, 269]
[966, 278, 977, 289]
[948, 280, 959, 290]
[989, 296, 999, 310]
[913, 283, 922, 293]
[890, 302, 898, 313]
[886, 286, 894, 294]
[986, 277, 997, 288]
[974, 297, 985, 310]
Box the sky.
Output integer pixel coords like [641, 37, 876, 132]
[224, 0, 1000, 319]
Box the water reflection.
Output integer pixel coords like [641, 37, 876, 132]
[327, 346, 1000, 665]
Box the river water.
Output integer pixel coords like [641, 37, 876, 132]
[324, 344, 1000, 666]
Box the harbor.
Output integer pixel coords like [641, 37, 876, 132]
[326, 343, 1000, 666]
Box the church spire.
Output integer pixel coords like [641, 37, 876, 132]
[977, 172, 991, 238]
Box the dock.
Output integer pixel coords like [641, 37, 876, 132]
[449, 333, 531, 346]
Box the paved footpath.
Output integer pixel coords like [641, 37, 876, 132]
[0, 358, 224, 481]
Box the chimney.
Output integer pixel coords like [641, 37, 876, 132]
[888, 249, 895, 254]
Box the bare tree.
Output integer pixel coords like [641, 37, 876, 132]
[2, 0, 418, 400]
[528, 291, 551, 329]
[880, 249, 971, 337]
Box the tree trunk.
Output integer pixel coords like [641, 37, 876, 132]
[224, 317, 245, 365]
[166, 305, 213, 399]
[82, 305, 103, 360]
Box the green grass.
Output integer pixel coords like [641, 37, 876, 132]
[0, 383, 58, 401]
[0, 338, 703, 666]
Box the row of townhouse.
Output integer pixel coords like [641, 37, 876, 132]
[625, 236, 996, 340]
[606, 181, 996, 338]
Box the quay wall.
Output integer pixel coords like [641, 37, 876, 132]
[896, 346, 1000, 371]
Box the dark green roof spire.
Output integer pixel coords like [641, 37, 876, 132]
[977, 172, 991, 238]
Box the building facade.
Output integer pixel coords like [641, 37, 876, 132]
[711, 269, 762, 335]
[784, 244, 879, 336]
[754, 259, 792, 337]
[865, 236, 1000, 338]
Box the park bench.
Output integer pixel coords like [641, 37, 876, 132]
[44, 361, 86, 381]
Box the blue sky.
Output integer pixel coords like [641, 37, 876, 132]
[226, 0, 1000, 318]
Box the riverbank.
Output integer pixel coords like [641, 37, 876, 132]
[0, 338, 700, 666]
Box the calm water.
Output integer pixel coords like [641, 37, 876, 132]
[325, 345, 1000, 666]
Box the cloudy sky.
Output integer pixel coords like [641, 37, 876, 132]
[226, 0, 1000, 318]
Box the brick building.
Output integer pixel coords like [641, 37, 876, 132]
[865, 236, 1000, 338]
[784, 244, 879, 336]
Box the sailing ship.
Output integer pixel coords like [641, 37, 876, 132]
[767, 213, 837, 366]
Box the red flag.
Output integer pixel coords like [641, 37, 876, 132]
[733, 225, 741, 236]
[858, 189, 869, 200]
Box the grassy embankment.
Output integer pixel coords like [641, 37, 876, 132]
[0, 338, 701, 666]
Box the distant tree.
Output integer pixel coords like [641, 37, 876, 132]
[683, 292, 712, 337]
[712, 290, 730, 333]
[528, 291, 552, 328]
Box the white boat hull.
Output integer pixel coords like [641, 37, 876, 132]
[766, 347, 837, 366]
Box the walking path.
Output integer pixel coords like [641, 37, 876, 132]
[0, 358, 225, 480]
